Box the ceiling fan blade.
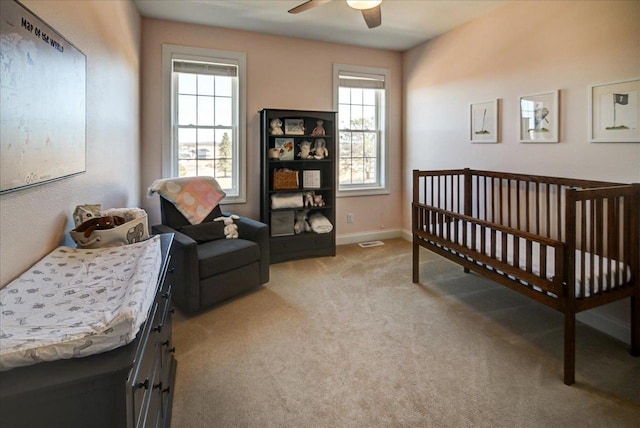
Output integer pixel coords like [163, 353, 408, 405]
[288, 0, 332, 14]
[361, 5, 381, 28]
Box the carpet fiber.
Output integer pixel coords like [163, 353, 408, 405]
[171, 239, 640, 427]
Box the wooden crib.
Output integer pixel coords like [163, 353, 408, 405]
[412, 168, 640, 385]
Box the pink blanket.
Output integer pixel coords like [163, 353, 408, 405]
[148, 176, 226, 224]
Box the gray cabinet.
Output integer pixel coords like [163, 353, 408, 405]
[0, 234, 176, 428]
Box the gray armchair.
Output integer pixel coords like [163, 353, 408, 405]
[152, 197, 269, 314]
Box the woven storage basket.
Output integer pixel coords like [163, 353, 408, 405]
[273, 170, 299, 190]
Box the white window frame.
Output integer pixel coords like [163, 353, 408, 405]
[333, 63, 390, 197]
[162, 44, 247, 203]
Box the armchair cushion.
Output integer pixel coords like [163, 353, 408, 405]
[178, 221, 226, 243]
[198, 239, 260, 279]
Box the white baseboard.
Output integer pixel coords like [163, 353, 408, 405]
[577, 311, 631, 345]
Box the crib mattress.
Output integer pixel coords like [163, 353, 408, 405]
[427, 222, 631, 298]
[0, 236, 162, 371]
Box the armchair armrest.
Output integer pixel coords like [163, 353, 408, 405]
[228, 215, 270, 283]
[151, 224, 201, 314]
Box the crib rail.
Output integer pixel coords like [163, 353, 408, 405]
[413, 202, 565, 303]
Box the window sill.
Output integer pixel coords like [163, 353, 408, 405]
[337, 187, 390, 198]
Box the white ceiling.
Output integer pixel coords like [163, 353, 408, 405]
[134, 0, 510, 51]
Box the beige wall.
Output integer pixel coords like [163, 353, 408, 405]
[0, 0, 141, 286]
[402, 0, 640, 341]
[140, 19, 403, 238]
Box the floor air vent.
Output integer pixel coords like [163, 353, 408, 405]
[358, 241, 385, 248]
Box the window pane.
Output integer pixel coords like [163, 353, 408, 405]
[363, 132, 377, 157]
[351, 158, 364, 184]
[339, 132, 352, 158]
[198, 96, 214, 126]
[338, 104, 351, 129]
[339, 87, 350, 104]
[364, 158, 377, 184]
[198, 74, 214, 96]
[178, 128, 196, 159]
[215, 130, 233, 158]
[179, 159, 197, 177]
[197, 160, 214, 176]
[178, 95, 196, 125]
[363, 89, 375, 105]
[197, 129, 214, 160]
[215, 97, 232, 126]
[178, 73, 196, 95]
[351, 88, 363, 105]
[363, 106, 376, 129]
[350, 105, 363, 130]
[339, 158, 352, 184]
[351, 132, 365, 157]
[215, 76, 232, 97]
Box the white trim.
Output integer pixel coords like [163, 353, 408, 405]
[161, 44, 247, 204]
[333, 63, 390, 197]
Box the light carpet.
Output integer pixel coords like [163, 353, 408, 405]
[170, 238, 640, 427]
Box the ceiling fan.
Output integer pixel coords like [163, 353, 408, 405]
[288, 0, 382, 29]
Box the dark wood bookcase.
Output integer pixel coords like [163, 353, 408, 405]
[260, 108, 336, 263]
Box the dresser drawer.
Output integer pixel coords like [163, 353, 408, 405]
[271, 233, 333, 254]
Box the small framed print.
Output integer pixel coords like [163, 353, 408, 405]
[285, 118, 305, 135]
[470, 100, 498, 143]
[519, 90, 559, 143]
[274, 138, 294, 160]
[303, 170, 321, 188]
[589, 78, 640, 143]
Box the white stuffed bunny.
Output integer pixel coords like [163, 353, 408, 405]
[214, 214, 240, 239]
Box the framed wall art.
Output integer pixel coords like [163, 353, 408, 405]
[519, 91, 559, 143]
[470, 100, 498, 143]
[0, 0, 86, 194]
[588, 78, 639, 143]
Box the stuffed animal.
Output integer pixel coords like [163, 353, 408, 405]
[311, 120, 325, 136]
[304, 191, 315, 207]
[214, 215, 240, 239]
[313, 194, 325, 207]
[293, 209, 311, 234]
[75, 216, 126, 238]
[270, 118, 284, 135]
[73, 204, 102, 227]
[297, 140, 313, 159]
[312, 139, 329, 159]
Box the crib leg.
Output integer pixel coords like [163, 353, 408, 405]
[412, 239, 419, 283]
[564, 311, 576, 385]
[631, 295, 640, 357]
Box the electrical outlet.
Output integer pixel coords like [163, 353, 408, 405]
[347, 213, 354, 224]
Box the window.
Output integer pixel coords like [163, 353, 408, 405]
[162, 45, 246, 203]
[333, 63, 389, 196]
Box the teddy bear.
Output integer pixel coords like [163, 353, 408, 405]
[303, 191, 315, 207]
[297, 140, 313, 159]
[312, 139, 329, 159]
[214, 214, 240, 239]
[311, 120, 325, 136]
[293, 209, 311, 234]
[270, 118, 284, 135]
[313, 194, 325, 207]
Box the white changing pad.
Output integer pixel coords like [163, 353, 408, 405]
[428, 222, 631, 298]
[0, 236, 162, 371]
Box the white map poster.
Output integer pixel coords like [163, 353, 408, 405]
[1, 0, 86, 193]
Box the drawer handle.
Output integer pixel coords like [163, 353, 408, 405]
[169, 308, 175, 314]
[162, 292, 170, 299]
[162, 385, 171, 395]
[161, 340, 170, 347]
[153, 324, 163, 333]
[153, 381, 163, 390]
[169, 347, 176, 354]
[168, 267, 175, 274]
[136, 379, 149, 390]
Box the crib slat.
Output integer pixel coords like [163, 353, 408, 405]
[513, 236, 520, 269]
[526, 240, 533, 274]
[490, 229, 497, 259]
[526, 182, 531, 233]
[580, 200, 587, 299]
[536, 182, 540, 235]
[596, 198, 604, 294]
[499, 178, 504, 225]
[546, 183, 551, 238]
[590, 200, 596, 297]
[540, 244, 547, 280]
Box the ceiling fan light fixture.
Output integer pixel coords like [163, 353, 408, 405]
[346, 0, 381, 11]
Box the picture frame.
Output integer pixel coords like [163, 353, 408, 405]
[274, 138, 295, 160]
[519, 91, 559, 143]
[470, 100, 498, 143]
[285, 118, 305, 135]
[303, 170, 321, 189]
[588, 78, 640, 143]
